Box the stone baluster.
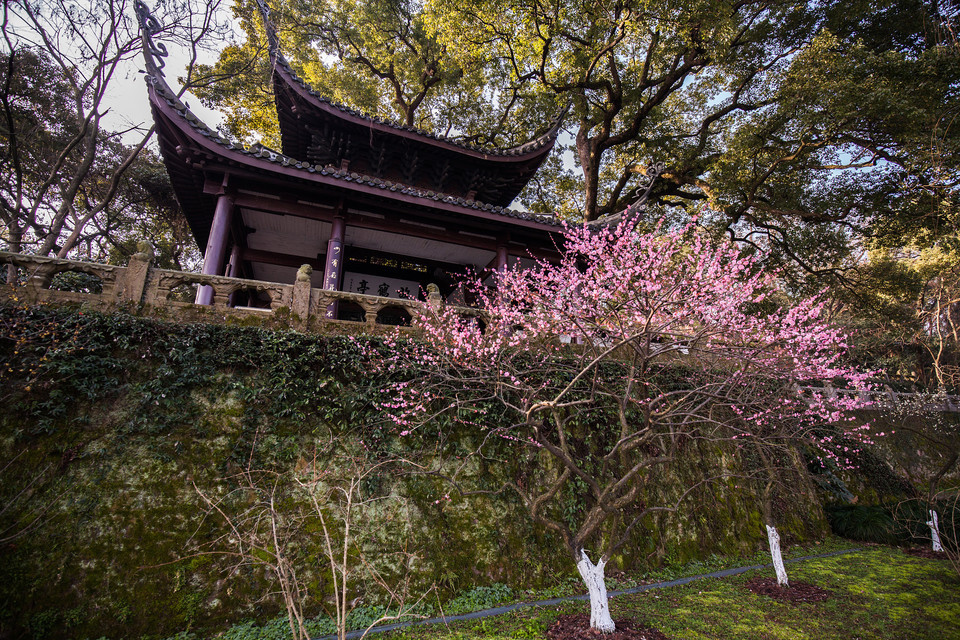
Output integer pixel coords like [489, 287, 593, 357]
[292, 264, 313, 327]
[118, 242, 155, 305]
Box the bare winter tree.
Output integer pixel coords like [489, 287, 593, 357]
[0, 0, 230, 276]
[195, 436, 432, 640]
[885, 393, 959, 575]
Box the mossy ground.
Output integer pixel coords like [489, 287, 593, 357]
[367, 546, 959, 640]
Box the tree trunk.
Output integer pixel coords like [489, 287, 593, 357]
[765, 524, 789, 587]
[576, 549, 616, 633]
[575, 124, 603, 222]
[928, 510, 943, 552]
[4, 227, 21, 286]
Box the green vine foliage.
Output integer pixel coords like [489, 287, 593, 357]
[0, 305, 437, 639]
[0, 305, 867, 638]
[0, 305, 413, 439]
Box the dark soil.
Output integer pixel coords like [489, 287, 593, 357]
[744, 577, 832, 604]
[546, 614, 669, 639]
[903, 546, 949, 560]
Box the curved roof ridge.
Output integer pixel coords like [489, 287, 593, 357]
[502, 102, 571, 155]
[136, 36, 559, 227]
[254, 0, 566, 160]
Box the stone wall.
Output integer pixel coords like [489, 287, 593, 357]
[0, 307, 833, 640]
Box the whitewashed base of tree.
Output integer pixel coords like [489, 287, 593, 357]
[576, 550, 616, 633]
[927, 510, 944, 552]
[766, 524, 789, 587]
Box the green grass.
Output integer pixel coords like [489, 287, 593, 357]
[181, 542, 958, 639]
[378, 546, 960, 640]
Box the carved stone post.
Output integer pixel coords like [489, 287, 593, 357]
[426, 283, 442, 306]
[415, 282, 443, 329]
[118, 241, 155, 305]
[24, 264, 53, 302]
[4, 228, 22, 287]
[292, 264, 313, 327]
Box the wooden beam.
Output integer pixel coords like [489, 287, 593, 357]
[206, 183, 561, 261]
[233, 192, 338, 220]
[240, 247, 325, 270]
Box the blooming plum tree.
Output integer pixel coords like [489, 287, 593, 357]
[384, 210, 872, 633]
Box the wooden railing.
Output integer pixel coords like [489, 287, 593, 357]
[0, 246, 477, 332]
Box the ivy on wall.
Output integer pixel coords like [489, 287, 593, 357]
[0, 305, 835, 639]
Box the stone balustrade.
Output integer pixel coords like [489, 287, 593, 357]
[795, 385, 960, 413]
[0, 247, 474, 333]
[1, 248, 957, 411]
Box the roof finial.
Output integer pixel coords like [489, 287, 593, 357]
[587, 161, 666, 228]
[134, 0, 168, 75]
[632, 161, 666, 207]
[255, 0, 280, 53]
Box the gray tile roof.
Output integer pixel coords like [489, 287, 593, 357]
[147, 73, 562, 228]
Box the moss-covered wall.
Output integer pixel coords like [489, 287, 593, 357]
[0, 305, 875, 639]
[868, 411, 960, 498]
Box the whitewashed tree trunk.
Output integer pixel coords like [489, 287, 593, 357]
[927, 510, 943, 552]
[766, 524, 789, 587]
[576, 549, 616, 633]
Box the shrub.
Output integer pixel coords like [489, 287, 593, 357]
[825, 504, 897, 544]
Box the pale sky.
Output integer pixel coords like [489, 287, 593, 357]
[107, 62, 224, 142]
[104, 36, 227, 145]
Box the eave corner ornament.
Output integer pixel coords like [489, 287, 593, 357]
[588, 161, 666, 229]
[254, 0, 280, 53]
[633, 161, 666, 207]
[255, 0, 271, 21]
[134, 0, 168, 75]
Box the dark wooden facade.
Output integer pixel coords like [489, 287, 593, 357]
[140, 1, 563, 317]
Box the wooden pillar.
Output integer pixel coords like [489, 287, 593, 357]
[196, 191, 234, 306]
[322, 212, 346, 319]
[226, 243, 241, 277]
[495, 236, 509, 291]
[226, 243, 242, 307]
[496, 244, 508, 273]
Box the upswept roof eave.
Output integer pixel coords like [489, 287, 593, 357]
[271, 55, 566, 164]
[254, 0, 566, 164]
[143, 69, 562, 233]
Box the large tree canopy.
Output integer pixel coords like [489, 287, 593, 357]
[198, 0, 958, 227]
[190, 0, 960, 386]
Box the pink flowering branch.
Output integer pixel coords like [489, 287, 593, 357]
[371, 208, 878, 630]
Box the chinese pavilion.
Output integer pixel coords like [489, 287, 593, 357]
[138, 1, 564, 319]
